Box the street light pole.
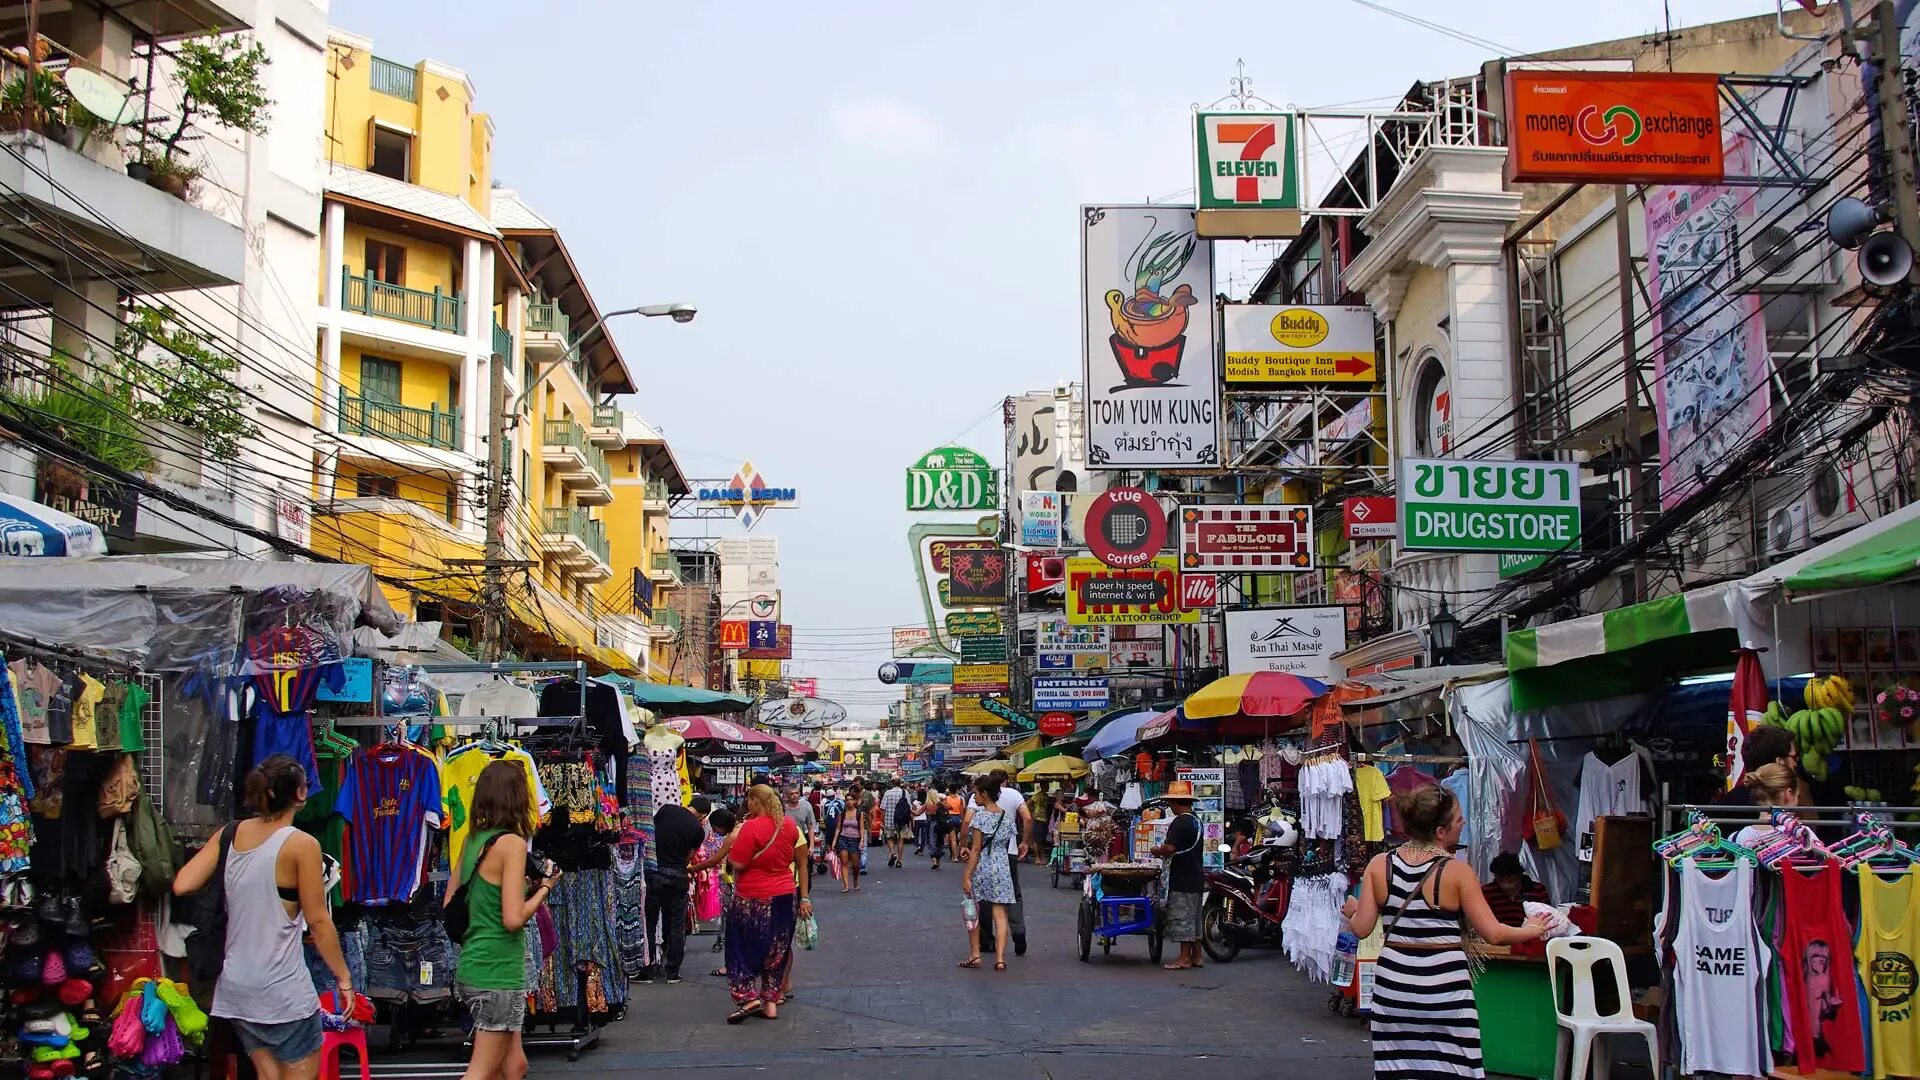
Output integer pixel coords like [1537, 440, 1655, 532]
[504, 302, 697, 418]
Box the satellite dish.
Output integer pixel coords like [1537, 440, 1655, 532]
[63, 68, 135, 126]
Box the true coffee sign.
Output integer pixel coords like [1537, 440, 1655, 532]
[907, 445, 998, 511]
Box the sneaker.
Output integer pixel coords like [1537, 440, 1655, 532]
[635, 970, 655, 985]
[665, 973, 683, 985]
[1014, 936, 1028, 957]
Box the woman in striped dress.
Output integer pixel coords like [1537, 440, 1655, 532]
[1342, 785, 1550, 1078]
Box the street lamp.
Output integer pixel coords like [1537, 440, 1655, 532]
[507, 301, 697, 417]
[1427, 600, 1461, 666]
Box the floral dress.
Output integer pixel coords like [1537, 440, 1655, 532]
[968, 811, 1015, 904]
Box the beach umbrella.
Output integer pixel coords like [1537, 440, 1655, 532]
[1084, 707, 1174, 760]
[1016, 755, 1088, 783]
[1182, 672, 1329, 736]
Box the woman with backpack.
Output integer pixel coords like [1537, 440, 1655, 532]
[172, 755, 353, 1080]
[925, 782, 952, 870]
[445, 760, 560, 1080]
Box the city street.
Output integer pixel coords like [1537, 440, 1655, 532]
[556, 854, 1371, 1078]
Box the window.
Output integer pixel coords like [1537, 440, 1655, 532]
[447, 372, 459, 411]
[443, 489, 457, 523]
[370, 126, 412, 181]
[365, 240, 405, 285]
[1763, 289, 1818, 402]
[355, 472, 398, 498]
[359, 356, 402, 403]
[1412, 356, 1451, 456]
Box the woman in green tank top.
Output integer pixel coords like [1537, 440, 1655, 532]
[445, 760, 560, 1080]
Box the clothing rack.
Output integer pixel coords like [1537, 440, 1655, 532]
[324, 661, 591, 731]
[1356, 752, 1466, 766]
[0, 628, 140, 673]
[1662, 803, 1920, 831]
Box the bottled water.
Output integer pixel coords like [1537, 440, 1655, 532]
[1331, 930, 1359, 987]
[962, 897, 979, 931]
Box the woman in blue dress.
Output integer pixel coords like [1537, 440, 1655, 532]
[959, 773, 1016, 971]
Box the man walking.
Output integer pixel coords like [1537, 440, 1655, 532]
[1150, 781, 1205, 971]
[644, 794, 709, 984]
[967, 770, 1032, 957]
[880, 777, 912, 867]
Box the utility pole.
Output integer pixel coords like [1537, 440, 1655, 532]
[1867, 1, 1920, 278]
[478, 352, 511, 661]
[1614, 184, 1648, 604]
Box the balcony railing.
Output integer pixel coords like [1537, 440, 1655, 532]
[655, 609, 682, 635]
[492, 321, 512, 359]
[643, 479, 670, 503]
[544, 506, 610, 566]
[342, 270, 463, 333]
[541, 419, 611, 486]
[337, 390, 461, 450]
[527, 302, 570, 339]
[370, 57, 418, 102]
[651, 551, 681, 583]
[592, 404, 620, 429]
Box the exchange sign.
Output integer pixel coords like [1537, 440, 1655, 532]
[1180, 505, 1313, 571]
[1065, 555, 1200, 625]
[1504, 70, 1724, 185]
[1222, 304, 1376, 384]
[1397, 458, 1582, 554]
[907, 445, 998, 511]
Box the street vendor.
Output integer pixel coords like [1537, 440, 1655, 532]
[1483, 852, 1548, 926]
[1149, 781, 1205, 972]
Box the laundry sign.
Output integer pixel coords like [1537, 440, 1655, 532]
[1223, 606, 1347, 680]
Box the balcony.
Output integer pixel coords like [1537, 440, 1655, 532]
[648, 550, 681, 586]
[524, 302, 572, 358]
[541, 506, 611, 580]
[342, 269, 464, 334]
[540, 419, 613, 504]
[588, 403, 624, 448]
[370, 57, 418, 102]
[492, 321, 513, 360]
[337, 391, 461, 450]
[642, 480, 670, 513]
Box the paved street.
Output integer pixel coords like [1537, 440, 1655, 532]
[529, 851, 1373, 1078]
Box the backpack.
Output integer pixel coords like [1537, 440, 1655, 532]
[891, 792, 912, 830]
[126, 782, 177, 898]
[180, 822, 239, 1010]
[444, 832, 505, 946]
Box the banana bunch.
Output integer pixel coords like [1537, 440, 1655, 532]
[1781, 703, 1848, 780]
[1844, 785, 1885, 802]
[1806, 675, 1857, 715]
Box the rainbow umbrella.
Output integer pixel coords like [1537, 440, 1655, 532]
[1182, 672, 1329, 737]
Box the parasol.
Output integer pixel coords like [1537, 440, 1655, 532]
[961, 757, 1012, 776]
[1182, 672, 1329, 737]
[1016, 755, 1088, 783]
[1725, 647, 1770, 791]
[0, 493, 106, 557]
[660, 715, 773, 744]
[1084, 708, 1176, 759]
[763, 731, 819, 762]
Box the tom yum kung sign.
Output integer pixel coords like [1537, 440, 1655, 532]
[1396, 458, 1581, 554]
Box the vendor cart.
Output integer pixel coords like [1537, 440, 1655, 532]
[1076, 863, 1165, 963]
[1049, 822, 1089, 888]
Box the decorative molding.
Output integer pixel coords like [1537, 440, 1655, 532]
[1344, 146, 1523, 295]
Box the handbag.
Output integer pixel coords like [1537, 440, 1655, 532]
[443, 832, 505, 946]
[1526, 740, 1565, 851]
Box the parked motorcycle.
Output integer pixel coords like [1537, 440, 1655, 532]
[1201, 819, 1298, 963]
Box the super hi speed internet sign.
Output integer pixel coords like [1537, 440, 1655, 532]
[1396, 458, 1581, 554]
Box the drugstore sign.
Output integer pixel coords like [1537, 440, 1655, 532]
[1397, 458, 1581, 554]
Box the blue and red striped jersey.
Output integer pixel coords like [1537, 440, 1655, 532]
[334, 745, 441, 904]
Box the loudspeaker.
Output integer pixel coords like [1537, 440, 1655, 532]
[1827, 196, 1881, 250]
[1859, 231, 1914, 286]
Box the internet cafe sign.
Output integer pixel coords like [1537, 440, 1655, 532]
[1397, 458, 1581, 555]
[907, 445, 998, 511]
[1504, 70, 1723, 185]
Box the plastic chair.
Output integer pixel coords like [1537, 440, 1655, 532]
[1545, 936, 1657, 1080]
[319, 1026, 369, 1080]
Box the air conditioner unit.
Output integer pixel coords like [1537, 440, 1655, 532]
[1805, 459, 1874, 541]
[1746, 132, 1838, 288]
[1679, 505, 1756, 586]
[1763, 500, 1810, 560]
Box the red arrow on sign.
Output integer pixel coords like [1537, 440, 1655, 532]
[1334, 356, 1372, 376]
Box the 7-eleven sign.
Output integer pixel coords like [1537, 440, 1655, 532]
[1196, 112, 1298, 210]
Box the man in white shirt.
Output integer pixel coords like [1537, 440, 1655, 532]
[964, 769, 1032, 957]
[879, 779, 912, 868]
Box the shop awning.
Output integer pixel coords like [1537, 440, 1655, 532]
[0, 493, 106, 557]
[1341, 663, 1506, 727]
[1780, 500, 1920, 596]
[1504, 584, 1740, 711]
[595, 674, 753, 715]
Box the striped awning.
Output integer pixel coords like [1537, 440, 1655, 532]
[1505, 583, 1737, 672]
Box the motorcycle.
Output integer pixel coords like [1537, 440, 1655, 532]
[1201, 818, 1298, 963]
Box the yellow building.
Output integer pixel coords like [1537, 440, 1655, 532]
[308, 31, 679, 673]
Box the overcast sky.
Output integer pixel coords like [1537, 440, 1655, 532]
[335, 0, 1784, 721]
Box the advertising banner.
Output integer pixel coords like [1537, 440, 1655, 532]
[959, 636, 1008, 664]
[1011, 395, 1061, 493]
[1178, 766, 1228, 869]
[952, 696, 1009, 728]
[1222, 304, 1376, 383]
[718, 620, 749, 650]
[1085, 487, 1169, 569]
[757, 696, 846, 730]
[1180, 505, 1314, 572]
[1065, 556, 1200, 625]
[1645, 137, 1770, 509]
[1021, 491, 1062, 547]
[1109, 636, 1165, 670]
[981, 697, 1039, 732]
[891, 625, 934, 657]
[1025, 552, 1066, 608]
[945, 611, 1002, 637]
[1033, 676, 1110, 712]
[1037, 616, 1110, 671]
[1081, 205, 1218, 468]
[951, 731, 1014, 752]
[876, 661, 953, 685]
[907, 445, 998, 511]
[740, 623, 793, 660]
[952, 663, 1011, 694]
[1343, 496, 1396, 539]
[789, 677, 818, 697]
[947, 544, 1008, 606]
[1396, 458, 1581, 554]
[1504, 70, 1724, 185]
[1196, 112, 1298, 210]
[1223, 606, 1348, 680]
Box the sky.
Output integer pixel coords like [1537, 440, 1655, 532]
[333, 0, 1786, 722]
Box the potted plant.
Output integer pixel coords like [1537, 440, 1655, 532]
[0, 358, 154, 488]
[0, 68, 69, 140]
[138, 150, 200, 199]
[138, 34, 268, 190]
[116, 305, 259, 473]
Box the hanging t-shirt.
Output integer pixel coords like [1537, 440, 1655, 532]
[10, 660, 57, 745]
[1859, 868, 1920, 1080]
[1440, 769, 1473, 847]
[118, 682, 149, 752]
[1353, 765, 1390, 842]
[295, 753, 348, 904]
[250, 699, 323, 796]
[461, 681, 538, 718]
[1780, 864, 1867, 1074]
[335, 744, 442, 904]
[441, 745, 550, 869]
[67, 673, 105, 749]
[1673, 859, 1771, 1077]
[1574, 752, 1649, 862]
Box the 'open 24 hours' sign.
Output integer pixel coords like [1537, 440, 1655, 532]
[1065, 555, 1201, 626]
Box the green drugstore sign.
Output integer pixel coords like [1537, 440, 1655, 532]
[1397, 458, 1582, 555]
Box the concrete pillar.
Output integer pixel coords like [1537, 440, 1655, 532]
[65, 9, 133, 169]
[320, 203, 344, 431]
[50, 279, 119, 372]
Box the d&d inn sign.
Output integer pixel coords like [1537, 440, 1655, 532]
[1396, 458, 1581, 554]
[907, 445, 998, 512]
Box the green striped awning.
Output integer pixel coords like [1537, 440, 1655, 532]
[1506, 583, 1736, 672]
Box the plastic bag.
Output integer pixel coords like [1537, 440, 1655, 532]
[796, 914, 819, 951]
[961, 897, 978, 931]
[827, 851, 842, 880]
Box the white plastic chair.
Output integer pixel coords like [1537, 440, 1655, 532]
[1546, 936, 1658, 1080]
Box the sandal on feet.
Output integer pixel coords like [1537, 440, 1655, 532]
[957, 957, 982, 969]
[726, 1002, 763, 1025]
[994, 961, 1006, 971]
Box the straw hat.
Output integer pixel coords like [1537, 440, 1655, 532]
[1161, 779, 1197, 803]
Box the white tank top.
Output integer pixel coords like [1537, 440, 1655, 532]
[211, 825, 319, 1024]
[1672, 859, 1771, 1077]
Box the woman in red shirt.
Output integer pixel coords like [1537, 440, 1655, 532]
[699, 784, 810, 1023]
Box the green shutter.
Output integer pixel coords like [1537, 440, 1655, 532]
[360, 356, 402, 403]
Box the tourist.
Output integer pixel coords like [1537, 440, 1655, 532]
[642, 794, 709, 984]
[881, 777, 912, 867]
[926, 782, 952, 869]
[1484, 851, 1549, 927]
[967, 770, 1031, 958]
[700, 784, 808, 1023]
[782, 786, 818, 870]
[1718, 725, 1802, 806]
[1731, 761, 1801, 848]
[835, 781, 868, 892]
[1148, 780, 1205, 972]
[958, 773, 1017, 971]
[447, 761, 559, 1080]
[911, 784, 931, 855]
[173, 755, 354, 1080]
[1343, 785, 1550, 1078]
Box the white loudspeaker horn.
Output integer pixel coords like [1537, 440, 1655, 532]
[1859, 231, 1914, 287]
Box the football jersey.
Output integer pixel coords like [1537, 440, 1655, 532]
[440, 746, 550, 869]
[251, 700, 323, 797]
[245, 626, 343, 714]
[335, 745, 442, 904]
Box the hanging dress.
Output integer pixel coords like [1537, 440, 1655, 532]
[1779, 863, 1866, 1074]
[1859, 867, 1920, 1080]
[1369, 852, 1482, 1080]
[1673, 858, 1771, 1077]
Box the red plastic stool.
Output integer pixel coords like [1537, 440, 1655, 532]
[319, 1027, 369, 1080]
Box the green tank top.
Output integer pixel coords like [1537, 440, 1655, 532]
[454, 829, 527, 990]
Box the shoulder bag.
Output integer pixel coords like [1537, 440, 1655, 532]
[444, 832, 506, 946]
